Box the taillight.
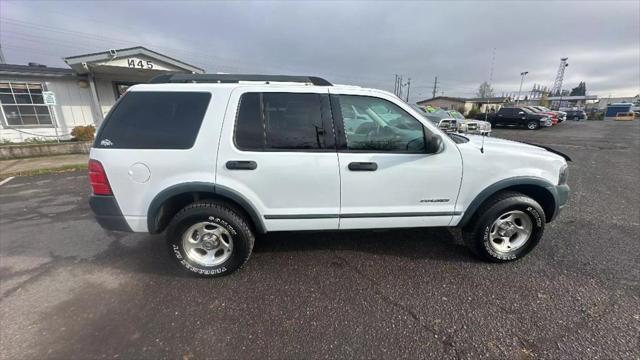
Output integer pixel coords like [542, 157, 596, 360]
[88, 159, 112, 195]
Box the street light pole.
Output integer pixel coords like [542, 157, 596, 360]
[516, 71, 528, 104]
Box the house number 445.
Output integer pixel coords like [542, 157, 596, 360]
[127, 59, 154, 69]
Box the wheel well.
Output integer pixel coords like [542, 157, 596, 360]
[150, 191, 262, 234]
[496, 185, 556, 222]
[460, 183, 557, 228]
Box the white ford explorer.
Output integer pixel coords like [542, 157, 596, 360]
[89, 74, 570, 277]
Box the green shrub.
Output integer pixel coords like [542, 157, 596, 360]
[467, 108, 479, 119]
[24, 137, 53, 144]
[71, 125, 96, 141]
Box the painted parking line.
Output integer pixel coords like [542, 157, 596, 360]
[0, 176, 15, 186]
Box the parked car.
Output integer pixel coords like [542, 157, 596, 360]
[412, 106, 491, 135]
[89, 74, 570, 277]
[564, 110, 587, 121]
[524, 106, 559, 125]
[532, 106, 566, 123]
[445, 110, 492, 136]
[477, 107, 552, 130]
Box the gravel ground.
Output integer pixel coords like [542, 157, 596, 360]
[0, 120, 638, 359]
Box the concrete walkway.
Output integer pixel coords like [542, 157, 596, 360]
[0, 154, 88, 176]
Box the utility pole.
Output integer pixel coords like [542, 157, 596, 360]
[0, 43, 6, 64]
[393, 74, 398, 96]
[516, 71, 528, 104]
[405, 78, 411, 102]
[432, 76, 438, 98]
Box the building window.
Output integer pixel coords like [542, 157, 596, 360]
[0, 82, 53, 126]
[113, 82, 138, 99]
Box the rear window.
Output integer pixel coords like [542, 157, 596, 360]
[95, 91, 211, 149]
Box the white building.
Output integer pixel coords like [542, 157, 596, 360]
[0, 47, 204, 142]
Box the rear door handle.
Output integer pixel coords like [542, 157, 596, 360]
[226, 160, 257, 170]
[348, 162, 377, 171]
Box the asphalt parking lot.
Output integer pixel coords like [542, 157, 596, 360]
[1, 120, 638, 359]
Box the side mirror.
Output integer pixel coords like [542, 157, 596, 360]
[518, 111, 525, 115]
[425, 133, 443, 154]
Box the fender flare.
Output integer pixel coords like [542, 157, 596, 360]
[147, 182, 266, 234]
[457, 176, 560, 228]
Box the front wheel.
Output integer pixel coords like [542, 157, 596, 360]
[526, 121, 540, 130]
[462, 191, 545, 262]
[166, 201, 255, 277]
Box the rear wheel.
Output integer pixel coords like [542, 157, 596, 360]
[462, 191, 545, 262]
[166, 201, 255, 277]
[526, 121, 539, 130]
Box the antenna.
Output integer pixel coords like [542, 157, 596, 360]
[481, 47, 496, 154]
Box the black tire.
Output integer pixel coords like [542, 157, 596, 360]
[166, 201, 255, 277]
[526, 121, 540, 130]
[462, 191, 546, 262]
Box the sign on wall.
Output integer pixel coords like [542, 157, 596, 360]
[42, 91, 57, 105]
[127, 58, 154, 69]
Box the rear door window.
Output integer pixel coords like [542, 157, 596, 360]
[95, 91, 211, 149]
[234, 92, 334, 151]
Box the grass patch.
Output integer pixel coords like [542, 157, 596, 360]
[0, 163, 87, 180]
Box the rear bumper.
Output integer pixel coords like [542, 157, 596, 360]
[89, 195, 133, 232]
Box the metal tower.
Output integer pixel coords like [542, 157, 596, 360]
[551, 57, 569, 96]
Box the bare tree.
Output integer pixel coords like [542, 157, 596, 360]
[476, 81, 495, 99]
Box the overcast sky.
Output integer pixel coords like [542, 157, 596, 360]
[1, 0, 638, 101]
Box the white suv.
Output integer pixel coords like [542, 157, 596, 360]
[89, 74, 570, 277]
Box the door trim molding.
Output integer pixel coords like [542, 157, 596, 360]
[264, 211, 461, 220]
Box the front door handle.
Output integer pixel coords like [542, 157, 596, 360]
[226, 160, 257, 170]
[348, 162, 377, 171]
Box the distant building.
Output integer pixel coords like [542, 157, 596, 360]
[416, 96, 467, 111]
[417, 96, 510, 114]
[593, 96, 638, 110]
[0, 47, 204, 142]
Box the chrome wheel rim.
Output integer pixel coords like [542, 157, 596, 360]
[528, 122, 536, 129]
[488, 210, 532, 253]
[182, 221, 233, 267]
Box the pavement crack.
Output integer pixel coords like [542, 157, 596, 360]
[331, 249, 460, 358]
[1, 252, 78, 300]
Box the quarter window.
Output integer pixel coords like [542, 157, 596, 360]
[235, 92, 330, 151]
[337, 95, 425, 152]
[94, 91, 211, 149]
[0, 82, 53, 126]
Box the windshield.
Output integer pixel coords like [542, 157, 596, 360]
[447, 110, 465, 120]
[520, 107, 534, 114]
[410, 105, 448, 124]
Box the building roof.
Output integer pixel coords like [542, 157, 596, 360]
[416, 96, 467, 104]
[417, 96, 509, 104]
[63, 46, 204, 74]
[547, 95, 598, 101]
[0, 63, 75, 77]
[466, 97, 509, 103]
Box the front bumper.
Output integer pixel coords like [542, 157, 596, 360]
[89, 195, 133, 232]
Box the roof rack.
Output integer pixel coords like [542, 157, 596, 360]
[149, 74, 332, 86]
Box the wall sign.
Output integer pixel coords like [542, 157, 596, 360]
[127, 58, 154, 69]
[42, 91, 57, 105]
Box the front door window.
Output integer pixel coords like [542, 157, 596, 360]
[337, 95, 425, 152]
